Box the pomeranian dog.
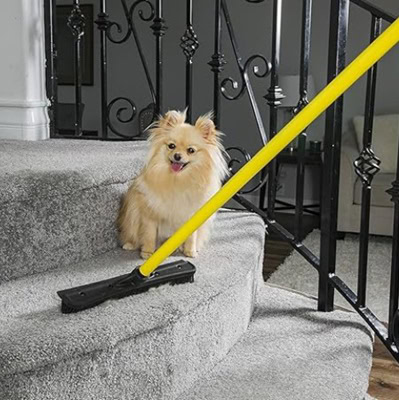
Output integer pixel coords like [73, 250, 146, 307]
[118, 110, 229, 259]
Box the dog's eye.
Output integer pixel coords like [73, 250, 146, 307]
[168, 143, 176, 150]
[187, 147, 195, 154]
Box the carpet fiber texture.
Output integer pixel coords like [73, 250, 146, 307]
[0, 210, 266, 400]
[179, 284, 374, 400]
[0, 139, 147, 282]
[268, 230, 393, 322]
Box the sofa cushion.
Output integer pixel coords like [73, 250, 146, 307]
[353, 173, 395, 207]
[353, 114, 399, 173]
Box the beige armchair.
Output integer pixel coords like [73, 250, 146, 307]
[337, 115, 398, 237]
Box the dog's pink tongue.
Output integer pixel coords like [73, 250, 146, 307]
[171, 162, 183, 172]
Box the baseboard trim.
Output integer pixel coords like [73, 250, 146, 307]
[0, 104, 49, 140]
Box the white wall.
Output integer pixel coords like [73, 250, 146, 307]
[0, 0, 49, 140]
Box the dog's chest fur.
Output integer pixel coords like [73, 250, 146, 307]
[137, 175, 219, 228]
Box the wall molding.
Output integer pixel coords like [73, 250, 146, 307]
[0, 99, 49, 108]
[0, 105, 49, 140]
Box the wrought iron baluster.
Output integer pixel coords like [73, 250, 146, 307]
[354, 15, 382, 308]
[181, 0, 199, 123]
[220, 0, 270, 146]
[95, 0, 110, 139]
[151, 0, 167, 116]
[264, 0, 284, 215]
[68, 0, 86, 136]
[294, 0, 313, 241]
[44, 0, 58, 138]
[98, 0, 159, 139]
[208, 0, 226, 129]
[387, 156, 399, 344]
[318, 0, 349, 312]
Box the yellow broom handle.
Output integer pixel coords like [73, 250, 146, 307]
[139, 17, 399, 277]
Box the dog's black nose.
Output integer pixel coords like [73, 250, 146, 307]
[174, 153, 182, 161]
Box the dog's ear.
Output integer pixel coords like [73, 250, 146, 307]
[195, 113, 217, 142]
[159, 110, 186, 129]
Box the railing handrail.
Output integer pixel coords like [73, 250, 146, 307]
[350, 0, 396, 23]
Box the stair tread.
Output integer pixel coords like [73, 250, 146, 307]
[179, 285, 373, 400]
[0, 139, 148, 282]
[0, 139, 148, 204]
[0, 210, 265, 378]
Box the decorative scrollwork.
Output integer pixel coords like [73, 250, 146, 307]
[67, 4, 86, 39]
[386, 179, 399, 203]
[245, 54, 272, 79]
[180, 26, 199, 60]
[221, 77, 245, 101]
[107, 97, 138, 139]
[354, 147, 381, 186]
[106, 20, 131, 44]
[132, 0, 156, 22]
[225, 147, 268, 194]
[104, 0, 156, 44]
[139, 103, 156, 136]
[226, 146, 251, 175]
[221, 54, 271, 101]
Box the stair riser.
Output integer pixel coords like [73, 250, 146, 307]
[0, 183, 128, 282]
[0, 268, 260, 400]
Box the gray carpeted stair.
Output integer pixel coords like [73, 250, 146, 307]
[0, 140, 147, 282]
[179, 285, 373, 400]
[0, 211, 265, 400]
[0, 139, 373, 400]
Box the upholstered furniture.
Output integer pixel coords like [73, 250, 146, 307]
[338, 114, 399, 236]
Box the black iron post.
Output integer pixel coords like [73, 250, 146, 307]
[67, 0, 86, 136]
[95, 0, 110, 139]
[387, 156, 399, 343]
[44, 0, 58, 137]
[264, 0, 284, 215]
[151, 0, 166, 116]
[208, 0, 226, 129]
[354, 16, 382, 307]
[318, 0, 349, 312]
[294, 0, 312, 241]
[181, 0, 199, 123]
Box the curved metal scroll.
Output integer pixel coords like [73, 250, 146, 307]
[107, 97, 137, 139]
[220, 0, 271, 195]
[225, 147, 269, 194]
[221, 0, 272, 146]
[98, 0, 158, 138]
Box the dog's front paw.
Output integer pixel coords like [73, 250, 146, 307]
[183, 249, 198, 258]
[122, 242, 135, 251]
[140, 251, 153, 259]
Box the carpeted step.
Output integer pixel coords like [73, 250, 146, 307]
[0, 139, 148, 282]
[0, 210, 266, 400]
[179, 284, 374, 400]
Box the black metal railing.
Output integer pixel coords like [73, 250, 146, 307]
[318, 0, 399, 361]
[45, 0, 165, 139]
[44, 0, 399, 362]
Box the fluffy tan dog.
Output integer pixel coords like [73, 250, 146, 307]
[118, 110, 229, 259]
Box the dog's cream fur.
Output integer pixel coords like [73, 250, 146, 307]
[118, 110, 229, 259]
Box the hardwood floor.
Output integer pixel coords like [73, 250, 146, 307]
[263, 229, 399, 400]
[368, 337, 399, 399]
